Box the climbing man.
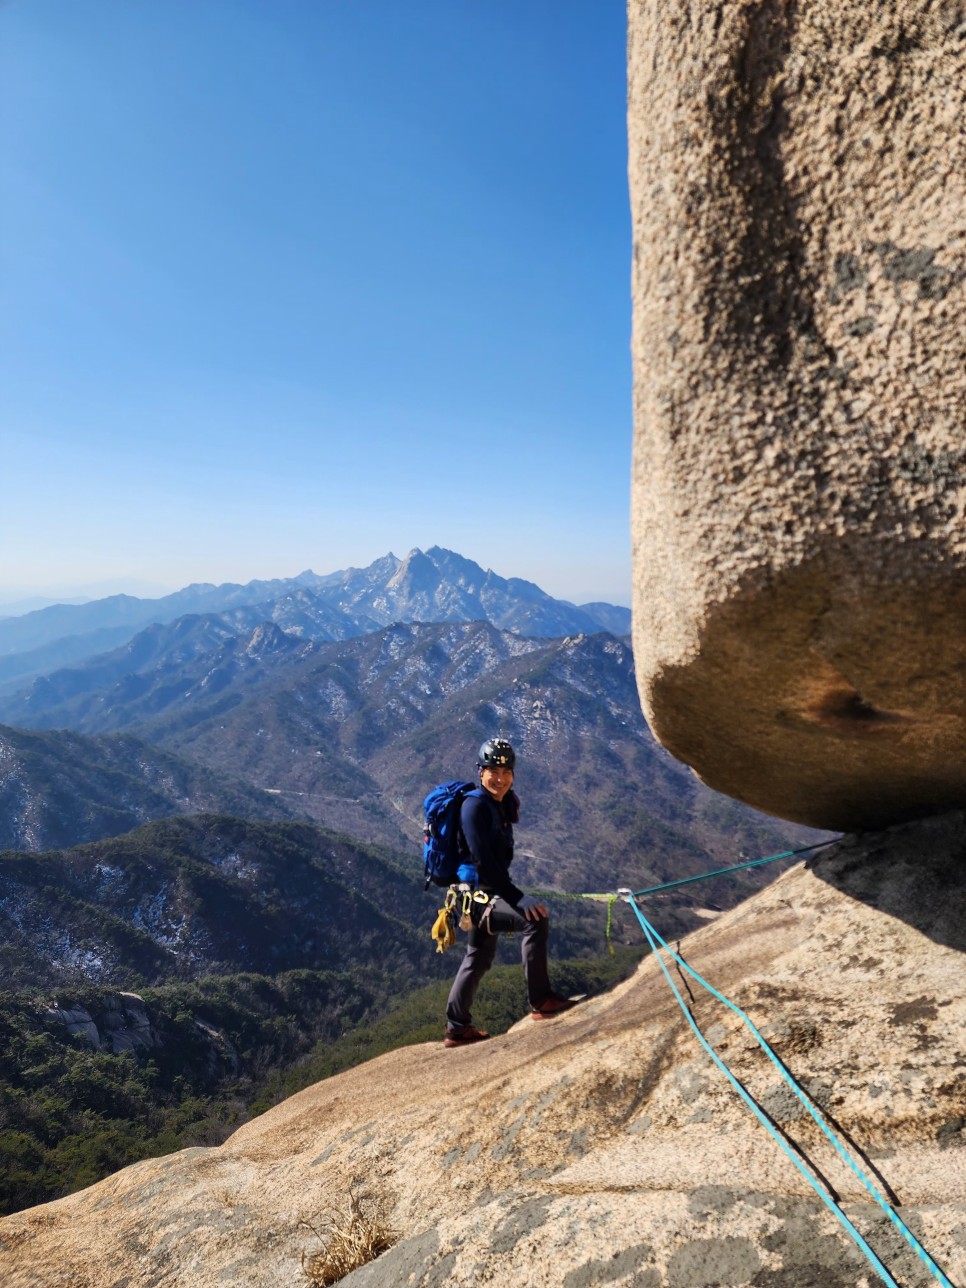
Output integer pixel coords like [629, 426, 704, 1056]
[443, 737, 577, 1047]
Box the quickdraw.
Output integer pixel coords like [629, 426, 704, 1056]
[430, 886, 490, 952]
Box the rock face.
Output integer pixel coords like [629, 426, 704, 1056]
[45, 993, 164, 1057]
[2, 814, 964, 1287]
[628, 0, 966, 831]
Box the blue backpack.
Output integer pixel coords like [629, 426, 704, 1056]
[422, 780, 479, 889]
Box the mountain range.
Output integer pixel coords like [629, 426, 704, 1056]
[0, 547, 631, 693]
[0, 616, 822, 894]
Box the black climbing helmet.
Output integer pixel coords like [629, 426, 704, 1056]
[478, 737, 516, 770]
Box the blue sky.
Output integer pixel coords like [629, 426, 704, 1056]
[1, 0, 631, 609]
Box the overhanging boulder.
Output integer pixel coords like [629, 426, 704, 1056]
[628, 0, 966, 830]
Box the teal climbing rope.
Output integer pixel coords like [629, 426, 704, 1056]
[578, 840, 838, 956]
[626, 839, 838, 900]
[625, 893, 954, 1288]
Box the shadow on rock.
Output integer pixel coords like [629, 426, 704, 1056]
[807, 809, 966, 953]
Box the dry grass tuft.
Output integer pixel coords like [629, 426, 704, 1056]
[300, 1187, 398, 1287]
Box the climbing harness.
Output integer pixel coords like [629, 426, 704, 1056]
[599, 839, 954, 1288]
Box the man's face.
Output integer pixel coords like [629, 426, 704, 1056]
[480, 765, 513, 801]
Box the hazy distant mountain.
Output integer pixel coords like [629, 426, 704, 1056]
[576, 601, 634, 634]
[0, 723, 298, 853]
[0, 574, 330, 657]
[0, 624, 168, 696]
[0, 617, 315, 734]
[0, 549, 629, 692]
[0, 595, 92, 617]
[0, 575, 335, 691]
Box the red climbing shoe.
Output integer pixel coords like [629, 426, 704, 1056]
[530, 992, 584, 1020]
[443, 1026, 491, 1048]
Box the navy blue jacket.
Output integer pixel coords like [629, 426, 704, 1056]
[460, 789, 523, 907]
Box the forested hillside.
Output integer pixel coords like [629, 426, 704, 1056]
[0, 723, 298, 852]
[0, 813, 650, 1213]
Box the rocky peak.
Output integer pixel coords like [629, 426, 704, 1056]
[243, 621, 290, 657]
[424, 545, 488, 594]
[385, 548, 442, 599]
[3, 813, 963, 1286]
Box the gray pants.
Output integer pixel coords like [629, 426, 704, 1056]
[445, 896, 551, 1031]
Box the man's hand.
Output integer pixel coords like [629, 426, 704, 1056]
[516, 894, 548, 921]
